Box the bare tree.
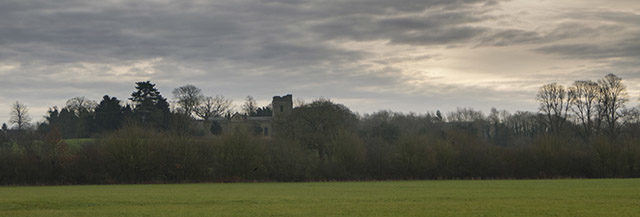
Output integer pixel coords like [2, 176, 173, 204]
[172, 84, 204, 117]
[536, 83, 571, 132]
[446, 107, 484, 122]
[10, 101, 31, 130]
[294, 98, 306, 108]
[504, 111, 539, 137]
[242, 95, 257, 116]
[65, 96, 97, 116]
[195, 95, 233, 121]
[568, 80, 599, 137]
[596, 73, 629, 137]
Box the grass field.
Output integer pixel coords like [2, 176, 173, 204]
[1, 179, 639, 216]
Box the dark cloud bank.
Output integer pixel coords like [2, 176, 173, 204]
[0, 0, 638, 122]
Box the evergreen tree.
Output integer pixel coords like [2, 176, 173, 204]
[436, 110, 443, 122]
[129, 81, 170, 129]
[58, 108, 78, 138]
[94, 95, 124, 133]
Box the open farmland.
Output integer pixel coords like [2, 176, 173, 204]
[1, 179, 639, 217]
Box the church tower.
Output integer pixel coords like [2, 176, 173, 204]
[272, 94, 293, 119]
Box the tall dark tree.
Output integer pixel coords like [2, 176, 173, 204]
[39, 107, 59, 136]
[536, 83, 570, 132]
[278, 99, 359, 162]
[435, 110, 443, 122]
[54, 107, 79, 138]
[45, 107, 60, 126]
[596, 74, 629, 138]
[42, 97, 97, 138]
[129, 81, 170, 129]
[122, 104, 134, 120]
[94, 95, 124, 133]
[65, 96, 97, 137]
[1, 123, 7, 140]
[568, 80, 599, 138]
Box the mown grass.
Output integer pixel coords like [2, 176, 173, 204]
[1, 179, 639, 217]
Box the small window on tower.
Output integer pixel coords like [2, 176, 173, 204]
[264, 127, 269, 136]
[280, 105, 283, 112]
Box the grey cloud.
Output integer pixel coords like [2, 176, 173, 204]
[525, 9, 640, 62]
[535, 37, 640, 59]
[478, 29, 543, 46]
[378, 12, 487, 29]
[544, 22, 625, 40]
[307, 1, 630, 48]
[310, 0, 503, 15]
[477, 21, 629, 47]
[0, 0, 507, 68]
[563, 10, 640, 25]
[312, 8, 496, 45]
[1, 0, 639, 122]
[0, 0, 509, 92]
[392, 26, 487, 45]
[0, 2, 243, 63]
[247, 41, 366, 68]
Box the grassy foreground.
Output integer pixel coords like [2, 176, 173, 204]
[1, 179, 639, 217]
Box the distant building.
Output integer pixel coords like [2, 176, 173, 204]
[212, 94, 292, 136]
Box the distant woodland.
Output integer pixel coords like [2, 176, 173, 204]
[1, 74, 640, 184]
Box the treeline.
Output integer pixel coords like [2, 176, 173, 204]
[0, 74, 639, 184]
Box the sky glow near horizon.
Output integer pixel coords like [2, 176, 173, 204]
[0, 0, 639, 124]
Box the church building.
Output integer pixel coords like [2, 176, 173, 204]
[212, 94, 292, 136]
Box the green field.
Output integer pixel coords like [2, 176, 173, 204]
[1, 179, 639, 216]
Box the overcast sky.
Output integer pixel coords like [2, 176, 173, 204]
[1, 0, 639, 124]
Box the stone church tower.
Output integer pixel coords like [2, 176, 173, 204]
[211, 94, 293, 137]
[272, 94, 293, 119]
